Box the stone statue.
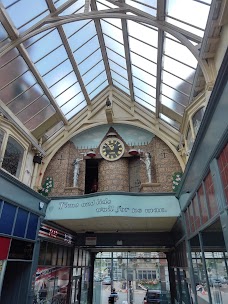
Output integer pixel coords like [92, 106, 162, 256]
[73, 158, 83, 187]
[140, 152, 152, 183]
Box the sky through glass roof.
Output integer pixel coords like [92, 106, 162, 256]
[0, 0, 215, 137]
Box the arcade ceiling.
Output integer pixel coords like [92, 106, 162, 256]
[0, 0, 226, 154]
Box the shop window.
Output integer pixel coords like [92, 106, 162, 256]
[204, 173, 219, 218]
[218, 144, 228, 205]
[13, 208, 28, 237]
[1, 136, 24, 177]
[192, 107, 204, 136]
[0, 201, 17, 235]
[198, 185, 209, 224]
[26, 213, 39, 240]
[192, 195, 201, 229]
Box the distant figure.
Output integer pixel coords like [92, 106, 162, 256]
[73, 158, 83, 187]
[109, 288, 119, 303]
[140, 152, 152, 183]
[106, 97, 111, 107]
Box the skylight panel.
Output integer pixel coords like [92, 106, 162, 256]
[55, 79, 82, 107]
[0, 55, 28, 89]
[113, 80, 130, 96]
[1, 0, 49, 33]
[61, 91, 85, 115]
[78, 60, 105, 78]
[81, 61, 105, 84]
[35, 45, 68, 76]
[101, 20, 124, 44]
[160, 95, 185, 115]
[24, 104, 56, 131]
[135, 96, 155, 113]
[134, 87, 156, 107]
[160, 113, 180, 130]
[164, 36, 198, 68]
[129, 36, 157, 63]
[109, 61, 128, 79]
[163, 56, 195, 83]
[59, 0, 85, 15]
[63, 20, 92, 38]
[73, 36, 100, 63]
[65, 100, 87, 120]
[126, 0, 157, 16]
[106, 48, 127, 69]
[78, 49, 103, 76]
[0, 22, 11, 48]
[86, 71, 107, 93]
[133, 77, 156, 97]
[130, 52, 157, 77]
[166, 0, 210, 37]
[162, 71, 192, 96]
[161, 83, 189, 107]
[42, 60, 73, 88]
[103, 35, 125, 57]
[26, 29, 62, 63]
[96, 0, 117, 10]
[53, 0, 69, 8]
[127, 21, 158, 47]
[68, 21, 97, 52]
[131, 65, 156, 88]
[89, 80, 108, 100]
[111, 70, 129, 89]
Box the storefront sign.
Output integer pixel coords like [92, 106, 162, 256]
[46, 194, 180, 220]
[38, 223, 74, 244]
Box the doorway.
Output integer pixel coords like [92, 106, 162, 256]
[85, 159, 99, 194]
[0, 261, 31, 304]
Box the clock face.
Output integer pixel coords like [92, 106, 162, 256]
[100, 137, 125, 161]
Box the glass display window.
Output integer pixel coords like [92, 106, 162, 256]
[192, 107, 205, 136]
[1, 136, 24, 178]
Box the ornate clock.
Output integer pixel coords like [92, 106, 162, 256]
[100, 137, 125, 161]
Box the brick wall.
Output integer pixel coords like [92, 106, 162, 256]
[98, 158, 129, 192]
[42, 136, 182, 196]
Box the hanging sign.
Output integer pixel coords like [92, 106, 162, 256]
[38, 223, 74, 245]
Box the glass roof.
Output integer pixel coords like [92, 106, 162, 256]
[0, 0, 213, 136]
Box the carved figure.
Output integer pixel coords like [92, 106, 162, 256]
[73, 158, 83, 187]
[140, 152, 152, 183]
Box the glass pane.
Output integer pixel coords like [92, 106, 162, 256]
[63, 20, 91, 38]
[106, 48, 127, 69]
[111, 71, 129, 89]
[89, 80, 108, 100]
[78, 49, 103, 76]
[161, 95, 185, 115]
[166, 0, 210, 33]
[0, 202, 16, 235]
[126, 0, 157, 16]
[65, 100, 87, 120]
[134, 87, 156, 106]
[60, 0, 85, 15]
[131, 52, 157, 76]
[2, 0, 49, 30]
[164, 36, 198, 68]
[109, 61, 128, 79]
[162, 71, 192, 96]
[73, 36, 100, 63]
[101, 20, 123, 43]
[160, 113, 180, 129]
[86, 71, 107, 93]
[104, 35, 125, 57]
[132, 65, 157, 88]
[161, 83, 189, 107]
[13, 208, 28, 238]
[113, 80, 130, 96]
[61, 91, 85, 114]
[26, 29, 62, 63]
[163, 56, 195, 83]
[128, 20, 158, 47]
[2, 136, 24, 177]
[55, 81, 82, 107]
[26, 213, 39, 240]
[135, 96, 155, 112]
[129, 36, 157, 63]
